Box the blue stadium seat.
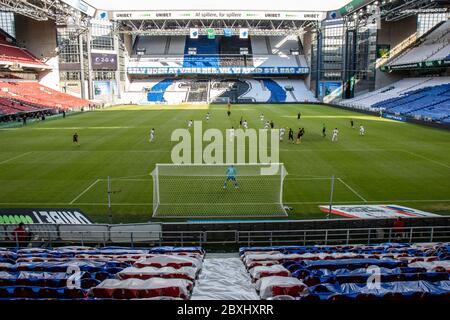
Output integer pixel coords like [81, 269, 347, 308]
[262, 79, 287, 103]
[147, 79, 174, 103]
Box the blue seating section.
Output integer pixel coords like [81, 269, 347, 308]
[263, 79, 287, 103]
[147, 79, 174, 102]
[0, 246, 204, 300]
[373, 83, 450, 121]
[183, 36, 220, 68]
[241, 243, 450, 300]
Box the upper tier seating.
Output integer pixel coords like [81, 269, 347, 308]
[0, 81, 91, 113]
[251, 35, 304, 68]
[388, 20, 450, 66]
[240, 243, 450, 300]
[0, 43, 48, 68]
[133, 36, 168, 55]
[183, 36, 220, 68]
[0, 246, 204, 300]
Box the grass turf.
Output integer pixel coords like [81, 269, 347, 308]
[0, 103, 449, 223]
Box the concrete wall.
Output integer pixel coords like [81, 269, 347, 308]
[122, 34, 133, 91]
[14, 16, 60, 90]
[375, 16, 417, 89]
[302, 28, 314, 90]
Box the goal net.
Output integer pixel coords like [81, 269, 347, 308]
[151, 163, 288, 217]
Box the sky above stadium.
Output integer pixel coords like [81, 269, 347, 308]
[86, 0, 352, 11]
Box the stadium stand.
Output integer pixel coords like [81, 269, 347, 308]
[0, 246, 204, 300]
[340, 77, 450, 121]
[0, 43, 49, 70]
[183, 36, 220, 68]
[3, 243, 447, 300]
[240, 243, 450, 300]
[147, 79, 174, 103]
[387, 20, 450, 66]
[122, 78, 315, 104]
[0, 81, 91, 114]
[263, 79, 287, 103]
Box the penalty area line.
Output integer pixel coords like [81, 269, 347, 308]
[401, 150, 450, 170]
[337, 178, 367, 202]
[0, 151, 32, 165]
[70, 179, 100, 204]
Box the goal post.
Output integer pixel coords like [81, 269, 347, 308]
[151, 163, 288, 217]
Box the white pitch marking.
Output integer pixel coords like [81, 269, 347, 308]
[0, 200, 449, 206]
[337, 178, 368, 202]
[401, 150, 450, 170]
[0, 151, 32, 165]
[69, 179, 100, 204]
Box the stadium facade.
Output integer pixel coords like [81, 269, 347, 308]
[0, 0, 448, 123]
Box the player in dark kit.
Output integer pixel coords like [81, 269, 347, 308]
[288, 128, 294, 143]
[322, 124, 326, 137]
[297, 112, 301, 120]
[350, 119, 354, 128]
[73, 132, 79, 146]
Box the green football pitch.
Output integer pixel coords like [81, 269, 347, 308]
[0, 103, 449, 223]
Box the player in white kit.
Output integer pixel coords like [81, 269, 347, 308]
[332, 128, 339, 142]
[229, 127, 235, 141]
[188, 120, 193, 128]
[359, 125, 365, 136]
[243, 120, 248, 129]
[149, 128, 155, 142]
[279, 127, 285, 141]
[260, 113, 264, 122]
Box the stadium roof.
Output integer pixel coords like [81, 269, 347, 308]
[86, 0, 352, 12]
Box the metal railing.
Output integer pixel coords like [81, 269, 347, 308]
[1, 225, 449, 248]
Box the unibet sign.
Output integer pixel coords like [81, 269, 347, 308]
[0, 208, 93, 224]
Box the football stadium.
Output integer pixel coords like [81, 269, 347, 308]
[0, 0, 449, 306]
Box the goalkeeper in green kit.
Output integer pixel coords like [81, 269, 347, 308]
[223, 164, 239, 189]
